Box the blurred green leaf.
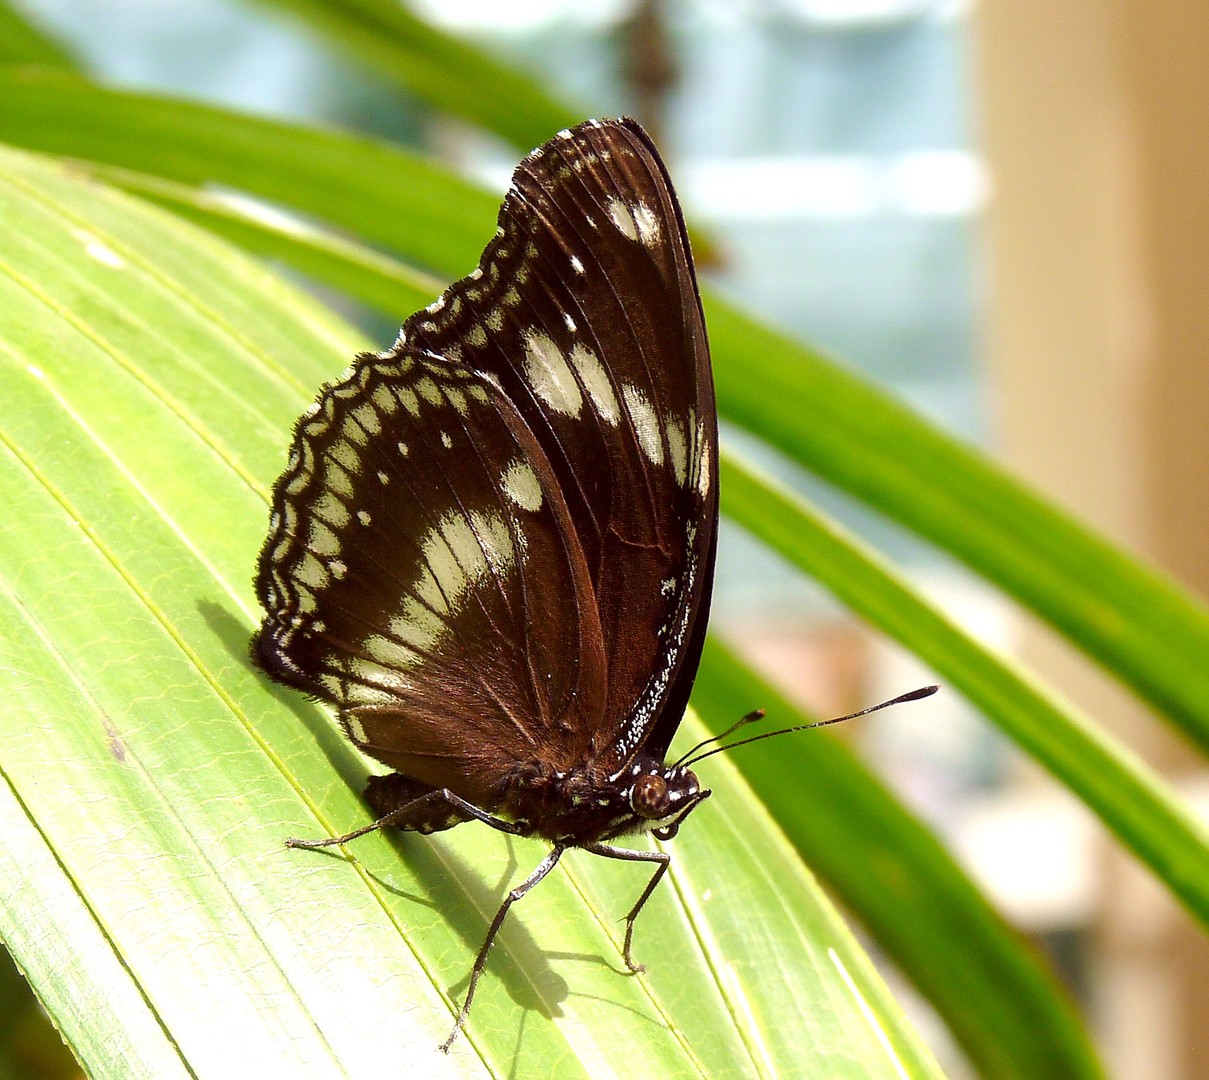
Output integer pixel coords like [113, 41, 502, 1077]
[707, 305, 1209, 748]
[720, 452, 1209, 928]
[691, 639, 1105, 1080]
[0, 69, 500, 277]
[241, 0, 583, 149]
[92, 163, 443, 316]
[0, 2, 79, 69]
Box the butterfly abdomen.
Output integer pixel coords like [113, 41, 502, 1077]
[362, 773, 473, 834]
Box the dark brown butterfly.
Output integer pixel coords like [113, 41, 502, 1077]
[251, 116, 936, 1050]
[253, 118, 716, 1050]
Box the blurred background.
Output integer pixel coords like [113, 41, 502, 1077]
[5, 1, 1208, 1077]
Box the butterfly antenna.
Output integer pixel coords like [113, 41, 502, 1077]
[673, 709, 766, 768]
[684, 685, 939, 768]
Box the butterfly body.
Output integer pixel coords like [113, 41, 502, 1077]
[253, 117, 717, 1049]
[360, 750, 705, 844]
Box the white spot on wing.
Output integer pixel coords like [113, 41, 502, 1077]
[570, 255, 585, 274]
[570, 344, 619, 425]
[622, 384, 663, 465]
[296, 551, 330, 589]
[607, 198, 639, 241]
[411, 563, 449, 614]
[632, 202, 661, 247]
[418, 527, 464, 613]
[386, 605, 440, 655]
[471, 510, 515, 576]
[445, 385, 469, 416]
[416, 377, 443, 406]
[330, 439, 361, 477]
[313, 491, 349, 529]
[372, 386, 398, 415]
[411, 509, 518, 633]
[350, 401, 381, 437]
[322, 458, 355, 499]
[501, 459, 543, 512]
[666, 417, 688, 485]
[523, 331, 583, 416]
[695, 418, 711, 496]
[308, 519, 341, 557]
[397, 386, 420, 417]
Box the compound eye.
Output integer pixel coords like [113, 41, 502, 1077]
[631, 774, 670, 819]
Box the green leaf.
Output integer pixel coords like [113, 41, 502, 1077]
[691, 640, 1106, 1080]
[720, 453, 1209, 929]
[0, 2, 80, 69]
[707, 306, 1209, 748]
[74, 158, 1112, 1079]
[91, 162, 444, 317]
[18, 109, 1121, 1078]
[0, 143, 945, 1078]
[0, 68, 501, 278]
[242, 0, 583, 149]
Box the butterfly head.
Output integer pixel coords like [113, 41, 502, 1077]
[604, 755, 710, 842]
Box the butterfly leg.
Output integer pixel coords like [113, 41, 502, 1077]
[583, 842, 671, 974]
[286, 786, 529, 848]
[441, 844, 566, 1053]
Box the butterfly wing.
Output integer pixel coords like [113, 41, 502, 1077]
[253, 349, 608, 805]
[401, 119, 719, 773]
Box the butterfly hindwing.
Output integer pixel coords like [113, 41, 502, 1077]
[253, 349, 608, 804]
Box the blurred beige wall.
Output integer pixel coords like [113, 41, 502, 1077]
[977, 3, 1209, 1078]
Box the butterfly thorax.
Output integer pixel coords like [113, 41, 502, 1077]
[495, 755, 707, 845]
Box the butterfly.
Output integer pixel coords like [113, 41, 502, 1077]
[253, 117, 718, 1050]
[250, 115, 939, 1050]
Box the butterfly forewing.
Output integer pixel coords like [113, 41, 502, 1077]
[254, 350, 608, 804]
[401, 119, 718, 772]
